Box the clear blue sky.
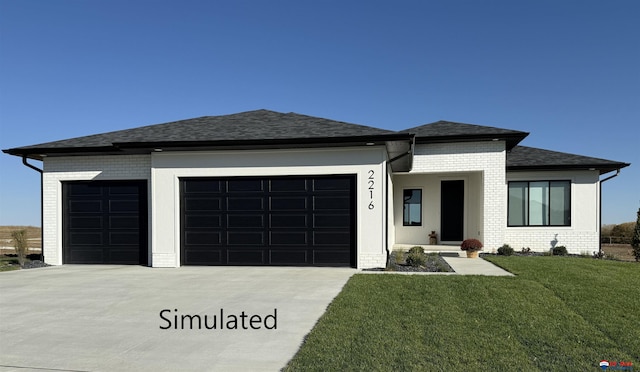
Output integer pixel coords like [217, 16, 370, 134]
[0, 0, 638, 226]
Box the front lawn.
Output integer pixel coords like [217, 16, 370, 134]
[284, 257, 639, 371]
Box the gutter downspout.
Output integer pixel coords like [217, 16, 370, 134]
[21, 156, 44, 262]
[384, 137, 415, 266]
[599, 169, 620, 255]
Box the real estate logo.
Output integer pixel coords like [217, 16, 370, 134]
[600, 360, 633, 371]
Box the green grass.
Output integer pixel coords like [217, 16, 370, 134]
[0, 255, 21, 272]
[284, 257, 639, 371]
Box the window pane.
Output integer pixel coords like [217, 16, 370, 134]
[550, 181, 570, 225]
[529, 182, 549, 225]
[403, 189, 422, 226]
[508, 182, 528, 226]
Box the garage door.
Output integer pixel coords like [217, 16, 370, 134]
[180, 176, 355, 267]
[63, 181, 147, 264]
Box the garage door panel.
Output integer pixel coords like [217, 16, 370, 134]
[109, 200, 139, 213]
[228, 250, 264, 264]
[69, 200, 103, 213]
[227, 214, 263, 228]
[313, 250, 351, 265]
[227, 197, 263, 211]
[314, 214, 350, 228]
[70, 216, 103, 229]
[270, 231, 307, 245]
[270, 214, 307, 228]
[109, 232, 140, 245]
[109, 216, 139, 229]
[185, 215, 221, 229]
[270, 197, 307, 210]
[227, 232, 264, 245]
[181, 176, 354, 267]
[270, 179, 307, 192]
[185, 232, 221, 245]
[70, 232, 103, 245]
[184, 198, 221, 211]
[313, 231, 351, 245]
[185, 250, 222, 265]
[270, 250, 307, 264]
[227, 179, 263, 192]
[313, 196, 350, 210]
[63, 181, 147, 265]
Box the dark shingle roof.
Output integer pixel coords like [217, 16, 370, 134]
[4, 110, 407, 159]
[507, 146, 630, 174]
[400, 120, 529, 150]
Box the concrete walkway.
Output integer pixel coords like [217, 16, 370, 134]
[442, 254, 514, 276]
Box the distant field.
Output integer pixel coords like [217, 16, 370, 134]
[0, 226, 42, 253]
[602, 244, 635, 262]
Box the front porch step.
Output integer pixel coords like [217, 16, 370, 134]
[392, 244, 463, 257]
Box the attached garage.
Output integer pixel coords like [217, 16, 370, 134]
[180, 175, 356, 267]
[62, 181, 148, 264]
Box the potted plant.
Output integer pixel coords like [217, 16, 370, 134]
[460, 238, 483, 258]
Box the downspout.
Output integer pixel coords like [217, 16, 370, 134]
[599, 169, 620, 255]
[21, 156, 44, 262]
[384, 137, 415, 266]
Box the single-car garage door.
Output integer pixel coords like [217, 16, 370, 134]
[63, 181, 148, 264]
[181, 175, 355, 267]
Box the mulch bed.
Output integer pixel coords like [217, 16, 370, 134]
[364, 252, 454, 272]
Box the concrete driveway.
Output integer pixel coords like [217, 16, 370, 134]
[0, 265, 355, 372]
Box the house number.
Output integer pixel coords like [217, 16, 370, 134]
[367, 170, 375, 209]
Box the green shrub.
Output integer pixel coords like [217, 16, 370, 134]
[552, 246, 568, 256]
[632, 208, 640, 262]
[497, 244, 514, 256]
[408, 246, 424, 254]
[405, 252, 426, 267]
[394, 250, 405, 265]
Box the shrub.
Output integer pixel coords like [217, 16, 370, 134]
[11, 229, 29, 267]
[521, 247, 531, 254]
[460, 239, 483, 251]
[408, 246, 424, 255]
[592, 251, 605, 259]
[552, 246, 568, 256]
[497, 244, 514, 256]
[394, 250, 405, 265]
[405, 252, 426, 267]
[632, 208, 640, 262]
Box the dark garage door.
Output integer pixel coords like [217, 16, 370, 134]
[181, 176, 355, 267]
[63, 181, 147, 264]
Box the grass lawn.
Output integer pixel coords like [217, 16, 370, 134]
[284, 256, 639, 371]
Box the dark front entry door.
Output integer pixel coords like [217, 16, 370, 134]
[441, 180, 464, 241]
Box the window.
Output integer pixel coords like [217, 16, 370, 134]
[508, 181, 570, 226]
[403, 189, 422, 226]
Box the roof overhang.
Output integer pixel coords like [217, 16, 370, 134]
[414, 132, 528, 150]
[507, 163, 630, 175]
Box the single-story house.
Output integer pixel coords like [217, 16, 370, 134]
[3, 110, 630, 268]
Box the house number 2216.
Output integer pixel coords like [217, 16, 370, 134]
[367, 170, 375, 210]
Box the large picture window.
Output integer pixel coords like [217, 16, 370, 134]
[403, 189, 422, 226]
[508, 181, 570, 226]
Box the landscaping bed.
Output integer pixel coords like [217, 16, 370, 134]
[364, 251, 454, 272]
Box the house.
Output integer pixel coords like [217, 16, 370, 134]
[3, 110, 630, 268]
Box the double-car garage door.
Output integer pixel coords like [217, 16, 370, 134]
[181, 175, 356, 267]
[63, 175, 355, 267]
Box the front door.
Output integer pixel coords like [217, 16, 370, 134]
[441, 180, 464, 242]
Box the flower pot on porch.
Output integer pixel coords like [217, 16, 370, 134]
[466, 250, 479, 259]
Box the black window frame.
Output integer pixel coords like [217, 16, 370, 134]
[402, 189, 422, 226]
[507, 180, 571, 227]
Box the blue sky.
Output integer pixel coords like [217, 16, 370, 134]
[0, 0, 638, 226]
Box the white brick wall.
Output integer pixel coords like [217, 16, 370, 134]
[42, 155, 151, 265]
[408, 141, 506, 250]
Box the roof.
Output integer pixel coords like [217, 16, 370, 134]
[400, 120, 529, 150]
[507, 146, 630, 175]
[4, 110, 410, 160]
